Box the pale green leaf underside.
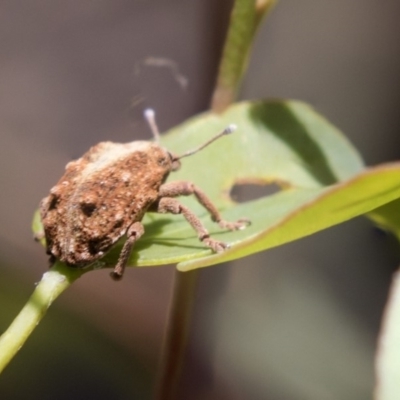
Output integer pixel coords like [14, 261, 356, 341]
[365, 173, 400, 400]
[375, 272, 400, 400]
[33, 101, 400, 272]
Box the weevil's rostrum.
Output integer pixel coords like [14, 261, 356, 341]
[39, 110, 249, 280]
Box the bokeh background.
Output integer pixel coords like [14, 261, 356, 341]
[1, 1, 400, 399]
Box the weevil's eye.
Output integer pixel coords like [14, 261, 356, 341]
[157, 156, 168, 166]
[168, 152, 181, 171]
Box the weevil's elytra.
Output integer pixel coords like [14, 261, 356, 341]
[39, 109, 250, 280]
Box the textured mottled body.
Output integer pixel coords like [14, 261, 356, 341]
[39, 121, 249, 280]
[40, 141, 172, 267]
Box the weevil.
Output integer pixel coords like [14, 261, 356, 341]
[39, 109, 249, 280]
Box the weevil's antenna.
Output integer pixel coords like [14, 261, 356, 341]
[177, 124, 237, 160]
[144, 108, 161, 142]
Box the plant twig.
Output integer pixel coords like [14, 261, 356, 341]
[153, 270, 199, 400]
[211, 0, 276, 113]
[0, 262, 83, 373]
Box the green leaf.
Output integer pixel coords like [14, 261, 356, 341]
[33, 100, 400, 272]
[34, 101, 368, 270]
[369, 199, 400, 240]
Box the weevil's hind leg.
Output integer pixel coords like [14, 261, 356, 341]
[159, 181, 251, 230]
[154, 197, 228, 253]
[110, 221, 144, 281]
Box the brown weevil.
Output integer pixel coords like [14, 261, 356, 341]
[39, 109, 250, 280]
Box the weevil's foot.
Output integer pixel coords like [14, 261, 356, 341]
[110, 271, 124, 281]
[203, 237, 230, 253]
[218, 218, 251, 231]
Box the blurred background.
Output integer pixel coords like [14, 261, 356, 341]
[1, 1, 400, 399]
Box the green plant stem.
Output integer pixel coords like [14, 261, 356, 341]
[153, 270, 199, 400]
[0, 263, 83, 373]
[211, 0, 276, 113]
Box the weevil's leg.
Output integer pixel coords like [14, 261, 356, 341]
[154, 197, 228, 253]
[34, 231, 54, 267]
[47, 254, 56, 268]
[110, 221, 144, 281]
[158, 181, 250, 230]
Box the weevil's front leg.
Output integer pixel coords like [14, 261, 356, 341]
[159, 181, 250, 230]
[154, 197, 228, 253]
[110, 221, 144, 281]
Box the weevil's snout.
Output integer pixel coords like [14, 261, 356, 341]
[169, 153, 181, 171]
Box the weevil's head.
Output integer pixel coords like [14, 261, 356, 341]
[144, 108, 235, 175]
[129, 142, 178, 187]
[151, 145, 181, 173]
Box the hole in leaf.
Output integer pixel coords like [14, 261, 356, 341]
[230, 182, 282, 203]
